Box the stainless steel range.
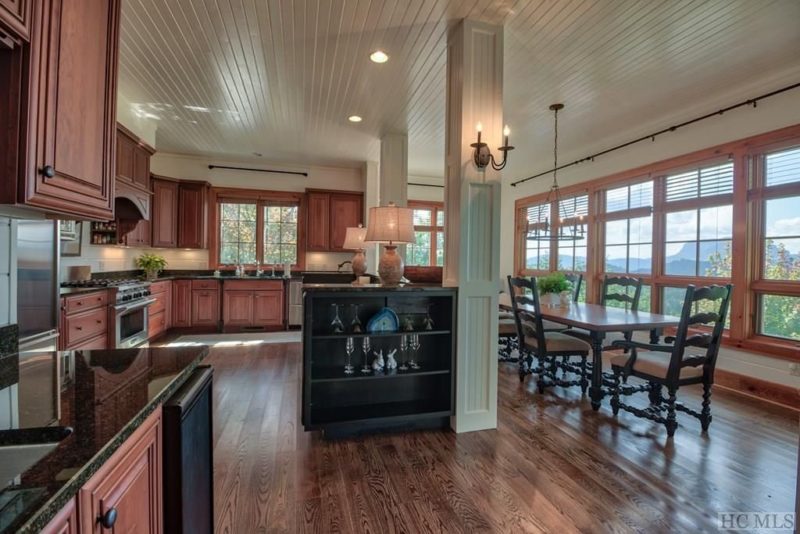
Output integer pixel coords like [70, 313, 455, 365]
[61, 279, 155, 348]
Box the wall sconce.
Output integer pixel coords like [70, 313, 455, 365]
[470, 122, 514, 170]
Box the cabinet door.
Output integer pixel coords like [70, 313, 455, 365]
[178, 183, 207, 249]
[41, 496, 77, 534]
[0, 0, 30, 40]
[151, 179, 178, 248]
[223, 290, 253, 326]
[253, 291, 283, 326]
[25, 0, 120, 220]
[191, 290, 219, 326]
[132, 147, 150, 189]
[115, 131, 135, 183]
[79, 408, 161, 534]
[172, 280, 192, 327]
[329, 193, 363, 251]
[306, 192, 330, 251]
[123, 219, 150, 248]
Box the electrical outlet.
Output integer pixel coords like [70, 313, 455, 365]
[789, 363, 800, 377]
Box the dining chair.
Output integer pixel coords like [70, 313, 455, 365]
[498, 292, 519, 361]
[507, 276, 591, 392]
[565, 275, 643, 349]
[609, 284, 732, 437]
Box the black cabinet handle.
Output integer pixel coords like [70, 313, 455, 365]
[41, 165, 56, 178]
[99, 507, 117, 529]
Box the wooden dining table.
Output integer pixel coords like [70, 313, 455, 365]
[499, 296, 682, 411]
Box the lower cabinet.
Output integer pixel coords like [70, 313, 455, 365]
[191, 280, 220, 327]
[60, 290, 109, 351]
[253, 291, 283, 325]
[148, 281, 171, 340]
[79, 407, 162, 534]
[222, 280, 284, 331]
[171, 280, 192, 328]
[41, 497, 78, 534]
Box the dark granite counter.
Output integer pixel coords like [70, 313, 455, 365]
[0, 346, 209, 533]
[303, 283, 451, 292]
[59, 287, 109, 297]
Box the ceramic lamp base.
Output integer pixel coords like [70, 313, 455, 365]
[352, 249, 367, 277]
[378, 245, 404, 286]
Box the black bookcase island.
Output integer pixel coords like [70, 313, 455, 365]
[301, 284, 457, 437]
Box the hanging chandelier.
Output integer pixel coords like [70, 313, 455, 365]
[527, 103, 586, 242]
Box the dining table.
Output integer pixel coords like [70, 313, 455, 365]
[499, 295, 682, 410]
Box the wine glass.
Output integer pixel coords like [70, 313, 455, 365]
[330, 303, 344, 334]
[361, 336, 371, 373]
[399, 335, 409, 371]
[344, 337, 355, 374]
[350, 304, 363, 333]
[409, 334, 421, 370]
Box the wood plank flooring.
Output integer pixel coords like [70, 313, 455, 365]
[200, 342, 798, 533]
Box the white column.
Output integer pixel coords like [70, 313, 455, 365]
[444, 19, 503, 433]
[363, 160, 381, 270]
[379, 133, 408, 207]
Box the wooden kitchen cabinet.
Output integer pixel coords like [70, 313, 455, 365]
[253, 291, 283, 326]
[305, 190, 364, 252]
[1, 0, 121, 220]
[118, 218, 150, 248]
[79, 407, 162, 534]
[148, 281, 171, 340]
[177, 182, 208, 249]
[116, 125, 154, 190]
[222, 280, 284, 331]
[60, 290, 109, 351]
[41, 496, 78, 534]
[222, 290, 253, 326]
[191, 289, 219, 327]
[172, 280, 192, 328]
[0, 0, 30, 40]
[151, 178, 178, 248]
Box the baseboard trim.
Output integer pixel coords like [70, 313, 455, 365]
[715, 369, 800, 411]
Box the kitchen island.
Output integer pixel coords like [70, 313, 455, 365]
[302, 284, 456, 437]
[0, 345, 209, 533]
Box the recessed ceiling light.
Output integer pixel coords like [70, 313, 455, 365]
[369, 50, 389, 63]
[348, 115, 363, 123]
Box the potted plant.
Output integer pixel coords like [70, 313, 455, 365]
[135, 253, 167, 281]
[537, 272, 573, 308]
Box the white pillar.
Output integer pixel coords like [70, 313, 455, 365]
[379, 133, 408, 207]
[444, 19, 503, 433]
[363, 160, 381, 270]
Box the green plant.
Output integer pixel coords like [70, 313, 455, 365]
[538, 272, 573, 294]
[135, 253, 167, 274]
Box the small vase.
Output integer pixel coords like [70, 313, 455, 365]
[145, 269, 159, 281]
[541, 292, 559, 308]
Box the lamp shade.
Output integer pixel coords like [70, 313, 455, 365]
[364, 203, 415, 244]
[342, 226, 368, 250]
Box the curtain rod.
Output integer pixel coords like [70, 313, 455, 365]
[510, 81, 800, 187]
[409, 182, 444, 188]
[208, 164, 308, 177]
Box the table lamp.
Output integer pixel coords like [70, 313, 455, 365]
[364, 202, 415, 286]
[342, 225, 368, 277]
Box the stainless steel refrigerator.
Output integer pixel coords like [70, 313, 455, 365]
[16, 220, 59, 352]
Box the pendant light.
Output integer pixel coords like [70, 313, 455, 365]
[527, 103, 586, 242]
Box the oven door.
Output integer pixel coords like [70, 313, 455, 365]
[114, 298, 156, 348]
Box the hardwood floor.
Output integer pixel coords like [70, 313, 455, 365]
[202, 342, 798, 533]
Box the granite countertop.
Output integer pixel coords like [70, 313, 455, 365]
[59, 286, 110, 296]
[303, 283, 453, 292]
[0, 346, 209, 533]
[155, 274, 300, 281]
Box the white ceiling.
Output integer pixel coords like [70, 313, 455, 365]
[118, 0, 800, 179]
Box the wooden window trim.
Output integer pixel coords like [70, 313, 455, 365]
[513, 123, 800, 362]
[208, 187, 307, 270]
[408, 201, 444, 268]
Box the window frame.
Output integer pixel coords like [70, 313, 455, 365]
[209, 187, 306, 270]
[407, 201, 444, 268]
[513, 123, 800, 361]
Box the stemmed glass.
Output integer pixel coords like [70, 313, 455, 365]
[350, 304, 363, 333]
[344, 337, 355, 374]
[399, 335, 409, 371]
[409, 334, 421, 370]
[330, 304, 344, 334]
[361, 336, 371, 373]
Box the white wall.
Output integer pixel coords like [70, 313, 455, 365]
[500, 89, 800, 389]
[408, 175, 445, 202]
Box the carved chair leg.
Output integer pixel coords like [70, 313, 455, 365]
[647, 382, 662, 405]
[666, 386, 678, 437]
[610, 369, 621, 416]
[700, 382, 713, 432]
[580, 355, 588, 394]
[518, 349, 528, 382]
[536, 356, 548, 393]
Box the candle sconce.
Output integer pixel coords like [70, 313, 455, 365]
[470, 122, 514, 171]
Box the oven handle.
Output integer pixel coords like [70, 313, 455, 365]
[113, 298, 157, 314]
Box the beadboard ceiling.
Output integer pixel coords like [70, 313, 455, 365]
[118, 0, 800, 179]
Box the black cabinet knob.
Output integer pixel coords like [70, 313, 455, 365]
[41, 165, 56, 178]
[99, 507, 117, 529]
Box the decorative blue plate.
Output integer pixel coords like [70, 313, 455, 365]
[366, 307, 400, 333]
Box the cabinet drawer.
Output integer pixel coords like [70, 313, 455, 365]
[149, 280, 171, 295]
[191, 280, 219, 291]
[63, 291, 108, 314]
[70, 333, 107, 351]
[223, 280, 283, 291]
[64, 308, 108, 347]
[149, 294, 168, 316]
[149, 311, 166, 339]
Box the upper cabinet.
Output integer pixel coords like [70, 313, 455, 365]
[0, 0, 121, 220]
[178, 181, 209, 249]
[305, 190, 364, 252]
[116, 124, 154, 191]
[151, 177, 179, 248]
[0, 0, 30, 41]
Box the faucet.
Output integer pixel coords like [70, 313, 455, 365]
[255, 263, 263, 277]
[337, 260, 352, 273]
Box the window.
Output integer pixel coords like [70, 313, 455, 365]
[524, 203, 550, 271]
[215, 190, 303, 268]
[556, 195, 588, 272]
[602, 181, 654, 277]
[407, 202, 444, 267]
